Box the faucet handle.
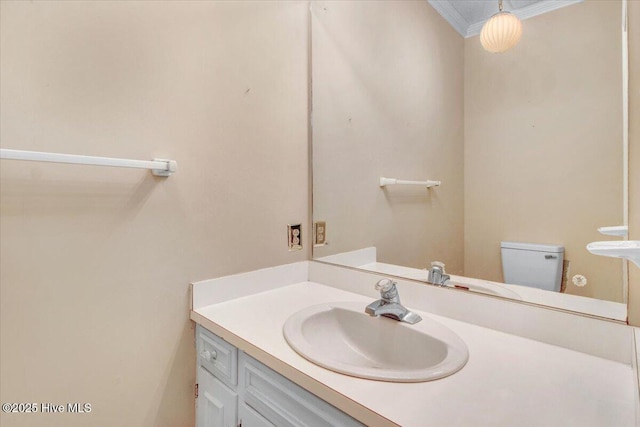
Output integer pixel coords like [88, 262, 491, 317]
[430, 261, 445, 272]
[375, 278, 395, 292]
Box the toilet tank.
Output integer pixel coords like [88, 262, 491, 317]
[500, 242, 564, 292]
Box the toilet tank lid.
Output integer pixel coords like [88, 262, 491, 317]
[500, 241, 564, 253]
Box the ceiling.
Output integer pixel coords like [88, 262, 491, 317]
[427, 0, 584, 38]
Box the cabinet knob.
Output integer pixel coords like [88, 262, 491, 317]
[201, 349, 217, 362]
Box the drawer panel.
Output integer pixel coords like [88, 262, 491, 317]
[239, 353, 363, 427]
[197, 325, 237, 387]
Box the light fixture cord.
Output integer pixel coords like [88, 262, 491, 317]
[498, 0, 503, 12]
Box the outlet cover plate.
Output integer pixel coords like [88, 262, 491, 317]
[288, 224, 302, 251]
[314, 221, 327, 246]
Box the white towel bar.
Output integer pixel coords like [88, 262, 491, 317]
[379, 177, 440, 188]
[0, 149, 177, 177]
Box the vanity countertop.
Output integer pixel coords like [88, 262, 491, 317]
[191, 277, 637, 427]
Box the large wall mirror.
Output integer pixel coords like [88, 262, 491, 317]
[311, 0, 629, 321]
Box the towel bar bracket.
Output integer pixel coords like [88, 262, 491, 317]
[151, 159, 178, 177]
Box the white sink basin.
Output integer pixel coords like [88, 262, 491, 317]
[587, 240, 640, 268]
[283, 301, 469, 382]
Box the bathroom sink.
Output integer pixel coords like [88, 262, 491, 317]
[283, 301, 468, 382]
[587, 240, 640, 268]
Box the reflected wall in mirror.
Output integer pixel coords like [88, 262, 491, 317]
[311, 0, 628, 321]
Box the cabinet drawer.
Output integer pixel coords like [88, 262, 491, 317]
[197, 325, 237, 387]
[239, 353, 363, 427]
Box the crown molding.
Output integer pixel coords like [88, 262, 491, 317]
[430, 0, 585, 39]
[427, 0, 469, 38]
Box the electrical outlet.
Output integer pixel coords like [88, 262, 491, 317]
[287, 224, 302, 251]
[314, 221, 327, 246]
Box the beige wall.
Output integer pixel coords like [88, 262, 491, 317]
[0, 1, 309, 426]
[627, 0, 640, 325]
[464, 0, 624, 302]
[311, 0, 465, 273]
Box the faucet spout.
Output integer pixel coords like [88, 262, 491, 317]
[365, 279, 422, 324]
[427, 262, 451, 287]
[365, 300, 422, 324]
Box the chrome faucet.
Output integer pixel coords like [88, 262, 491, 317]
[365, 279, 422, 324]
[427, 262, 451, 286]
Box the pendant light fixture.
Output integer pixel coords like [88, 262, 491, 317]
[480, 0, 523, 53]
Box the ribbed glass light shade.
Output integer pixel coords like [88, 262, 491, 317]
[480, 12, 523, 53]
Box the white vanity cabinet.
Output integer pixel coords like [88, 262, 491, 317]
[195, 325, 363, 427]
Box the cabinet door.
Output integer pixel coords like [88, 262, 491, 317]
[197, 366, 238, 427]
[239, 402, 275, 427]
